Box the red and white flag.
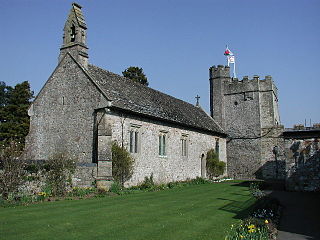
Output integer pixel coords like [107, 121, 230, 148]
[224, 46, 233, 56]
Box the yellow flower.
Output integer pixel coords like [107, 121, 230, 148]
[265, 219, 269, 224]
[240, 235, 244, 239]
[248, 228, 256, 233]
[247, 224, 255, 229]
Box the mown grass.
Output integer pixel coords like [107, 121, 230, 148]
[0, 182, 255, 240]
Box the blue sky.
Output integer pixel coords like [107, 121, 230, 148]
[1, 0, 319, 127]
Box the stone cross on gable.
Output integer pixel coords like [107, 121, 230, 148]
[195, 95, 200, 107]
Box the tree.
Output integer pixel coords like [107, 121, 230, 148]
[122, 67, 149, 86]
[0, 81, 12, 107]
[111, 142, 134, 186]
[0, 141, 26, 200]
[206, 149, 226, 179]
[0, 81, 34, 144]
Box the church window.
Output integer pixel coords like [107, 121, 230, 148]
[159, 132, 167, 156]
[129, 125, 140, 154]
[181, 134, 188, 157]
[215, 139, 220, 157]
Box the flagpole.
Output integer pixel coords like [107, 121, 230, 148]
[233, 60, 236, 78]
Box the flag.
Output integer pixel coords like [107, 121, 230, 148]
[224, 46, 233, 56]
[228, 55, 235, 64]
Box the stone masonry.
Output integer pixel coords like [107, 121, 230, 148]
[24, 3, 227, 188]
[98, 110, 226, 186]
[209, 65, 284, 179]
[284, 125, 320, 191]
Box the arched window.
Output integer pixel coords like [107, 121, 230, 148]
[70, 24, 76, 42]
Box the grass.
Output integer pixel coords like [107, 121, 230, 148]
[0, 182, 255, 240]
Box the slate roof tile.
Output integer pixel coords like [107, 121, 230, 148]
[88, 64, 225, 136]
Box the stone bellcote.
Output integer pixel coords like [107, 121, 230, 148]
[59, 3, 89, 69]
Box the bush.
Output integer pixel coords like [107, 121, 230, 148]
[206, 149, 226, 178]
[0, 141, 26, 200]
[190, 177, 209, 185]
[45, 152, 76, 197]
[112, 142, 134, 186]
[109, 181, 122, 194]
[249, 182, 266, 199]
[138, 174, 155, 190]
[69, 187, 96, 197]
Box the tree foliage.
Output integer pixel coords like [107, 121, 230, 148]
[206, 149, 226, 178]
[0, 81, 33, 144]
[122, 66, 149, 86]
[0, 141, 26, 200]
[112, 142, 134, 186]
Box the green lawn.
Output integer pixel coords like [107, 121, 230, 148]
[0, 182, 255, 240]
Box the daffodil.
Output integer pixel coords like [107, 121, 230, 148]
[265, 219, 269, 224]
[247, 224, 255, 229]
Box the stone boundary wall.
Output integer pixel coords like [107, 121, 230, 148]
[285, 138, 320, 191]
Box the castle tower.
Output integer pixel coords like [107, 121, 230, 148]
[209, 66, 284, 179]
[209, 65, 231, 129]
[59, 3, 89, 69]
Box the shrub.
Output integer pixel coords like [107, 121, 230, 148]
[249, 182, 266, 199]
[69, 186, 96, 197]
[190, 177, 209, 185]
[0, 141, 26, 200]
[112, 142, 134, 186]
[138, 174, 155, 190]
[45, 152, 76, 197]
[206, 149, 226, 178]
[109, 181, 122, 194]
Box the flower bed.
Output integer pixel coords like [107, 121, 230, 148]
[225, 181, 282, 240]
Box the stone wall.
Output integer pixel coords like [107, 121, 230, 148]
[285, 137, 320, 191]
[210, 65, 282, 179]
[25, 53, 106, 163]
[99, 110, 227, 187]
[72, 163, 97, 187]
[260, 126, 285, 179]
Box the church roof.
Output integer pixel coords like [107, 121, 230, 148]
[88, 64, 226, 136]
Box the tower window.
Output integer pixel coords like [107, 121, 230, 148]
[234, 101, 238, 106]
[70, 25, 76, 42]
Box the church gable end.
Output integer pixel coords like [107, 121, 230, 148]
[26, 53, 106, 163]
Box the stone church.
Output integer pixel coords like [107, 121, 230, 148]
[24, 3, 227, 188]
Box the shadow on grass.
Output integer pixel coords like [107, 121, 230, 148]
[217, 197, 256, 219]
[217, 180, 285, 220]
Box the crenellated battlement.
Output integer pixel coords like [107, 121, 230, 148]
[224, 74, 277, 96]
[209, 65, 231, 79]
[232, 75, 272, 83]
